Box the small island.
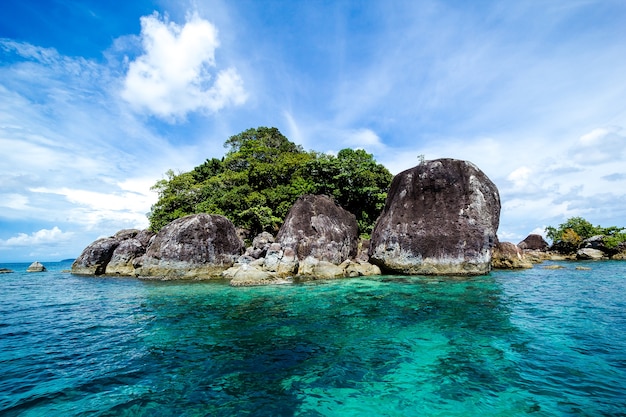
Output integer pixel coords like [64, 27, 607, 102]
[71, 126, 626, 285]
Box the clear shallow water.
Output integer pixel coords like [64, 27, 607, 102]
[1, 261, 625, 416]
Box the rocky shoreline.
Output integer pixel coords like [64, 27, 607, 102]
[72, 158, 624, 286]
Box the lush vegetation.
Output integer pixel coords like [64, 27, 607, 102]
[545, 216, 626, 250]
[148, 127, 393, 238]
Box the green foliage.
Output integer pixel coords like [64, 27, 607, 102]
[545, 216, 626, 249]
[148, 127, 392, 238]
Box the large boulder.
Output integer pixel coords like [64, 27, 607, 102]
[72, 236, 122, 275]
[491, 242, 533, 269]
[576, 248, 607, 260]
[518, 234, 549, 251]
[138, 214, 243, 279]
[275, 194, 359, 275]
[369, 158, 500, 276]
[106, 229, 155, 275]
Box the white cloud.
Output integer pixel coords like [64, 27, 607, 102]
[121, 12, 247, 120]
[0, 227, 73, 248]
[343, 128, 384, 149]
[0, 194, 29, 210]
[507, 166, 532, 189]
[28, 186, 155, 230]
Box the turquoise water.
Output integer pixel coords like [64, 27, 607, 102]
[1, 261, 625, 416]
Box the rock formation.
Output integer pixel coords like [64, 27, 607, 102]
[223, 195, 381, 285]
[491, 241, 533, 269]
[369, 158, 500, 276]
[106, 229, 154, 275]
[26, 261, 46, 272]
[518, 234, 549, 251]
[277, 194, 358, 264]
[138, 214, 243, 279]
[72, 236, 122, 275]
[576, 248, 607, 260]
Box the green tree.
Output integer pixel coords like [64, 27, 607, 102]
[147, 127, 392, 238]
[545, 216, 626, 251]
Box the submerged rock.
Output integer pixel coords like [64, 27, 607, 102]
[138, 213, 243, 279]
[26, 261, 46, 272]
[369, 158, 500, 276]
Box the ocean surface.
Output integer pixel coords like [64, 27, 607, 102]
[1, 260, 625, 416]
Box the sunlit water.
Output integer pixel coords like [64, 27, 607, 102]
[1, 260, 625, 416]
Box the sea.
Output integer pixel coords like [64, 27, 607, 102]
[1, 259, 625, 416]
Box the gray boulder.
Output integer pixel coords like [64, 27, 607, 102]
[369, 158, 500, 276]
[106, 229, 155, 275]
[277, 194, 358, 266]
[491, 242, 533, 269]
[518, 234, 549, 251]
[72, 236, 121, 275]
[576, 248, 607, 260]
[138, 214, 243, 279]
[26, 261, 47, 272]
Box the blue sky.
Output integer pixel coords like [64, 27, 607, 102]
[1, 0, 625, 262]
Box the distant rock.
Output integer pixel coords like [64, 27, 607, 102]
[369, 158, 500, 276]
[576, 248, 607, 260]
[0, 268, 14, 274]
[26, 261, 47, 272]
[491, 242, 533, 269]
[543, 264, 565, 269]
[138, 213, 243, 279]
[518, 234, 549, 251]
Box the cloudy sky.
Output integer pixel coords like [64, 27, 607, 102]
[1, 0, 625, 262]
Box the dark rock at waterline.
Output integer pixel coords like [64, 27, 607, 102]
[277, 194, 358, 265]
[518, 234, 549, 251]
[72, 236, 121, 275]
[138, 213, 243, 279]
[71, 229, 149, 275]
[369, 158, 500, 276]
[106, 229, 155, 275]
[26, 261, 47, 272]
[0, 268, 14, 274]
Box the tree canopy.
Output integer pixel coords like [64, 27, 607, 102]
[148, 127, 393, 238]
[545, 216, 626, 250]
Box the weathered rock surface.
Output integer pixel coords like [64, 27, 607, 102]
[26, 261, 47, 272]
[138, 214, 243, 279]
[225, 264, 291, 287]
[369, 159, 500, 276]
[277, 194, 359, 265]
[518, 234, 549, 251]
[106, 230, 155, 275]
[223, 197, 380, 285]
[576, 248, 607, 260]
[491, 242, 533, 269]
[244, 231, 274, 259]
[72, 236, 121, 275]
